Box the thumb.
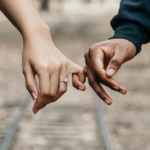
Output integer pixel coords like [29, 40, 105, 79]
[23, 65, 38, 100]
[106, 51, 125, 78]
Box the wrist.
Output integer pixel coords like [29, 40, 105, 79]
[116, 38, 137, 56]
[22, 22, 52, 43]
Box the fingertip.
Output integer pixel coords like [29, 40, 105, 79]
[33, 106, 40, 115]
[32, 101, 41, 114]
[73, 79, 86, 91]
[78, 86, 84, 91]
[108, 100, 113, 105]
[120, 89, 127, 95]
[119, 85, 127, 95]
[83, 85, 86, 91]
[104, 98, 113, 105]
[72, 74, 86, 91]
[31, 92, 37, 101]
[33, 109, 40, 115]
[78, 84, 86, 91]
[32, 104, 36, 113]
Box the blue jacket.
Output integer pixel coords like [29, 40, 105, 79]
[110, 0, 150, 54]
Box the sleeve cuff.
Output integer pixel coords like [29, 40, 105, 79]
[109, 22, 148, 54]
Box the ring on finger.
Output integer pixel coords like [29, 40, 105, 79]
[59, 78, 68, 83]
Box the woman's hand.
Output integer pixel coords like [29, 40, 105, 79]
[22, 27, 86, 114]
[0, 0, 86, 114]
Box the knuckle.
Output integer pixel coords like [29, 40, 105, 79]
[56, 62, 62, 69]
[80, 68, 85, 74]
[84, 52, 88, 59]
[88, 45, 98, 59]
[88, 79, 93, 87]
[78, 66, 84, 72]
[26, 82, 34, 91]
[41, 90, 50, 97]
[72, 78, 78, 88]
[51, 99, 57, 103]
[89, 44, 97, 53]
[111, 59, 122, 66]
[72, 83, 77, 88]
[53, 61, 62, 71]
[39, 63, 49, 72]
[89, 46, 94, 53]
[50, 91, 56, 98]
[62, 59, 68, 66]
[60, 88, 67, 94]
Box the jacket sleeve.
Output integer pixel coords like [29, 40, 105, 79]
[110, 0, 150, 54]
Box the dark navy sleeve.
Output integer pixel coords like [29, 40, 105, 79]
[110, 0, 150, 54]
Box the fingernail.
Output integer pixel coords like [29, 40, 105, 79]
[119, 89, 126, 94]
[34, 109, 40, 115]
[78, 86, 84, 90]
[112, 85, 119, 91]
[107, 69, 115, 76]
[31, 92, 37, 101]
[105, 99, 110, 104]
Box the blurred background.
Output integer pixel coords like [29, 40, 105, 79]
[0, 0, 150, 150]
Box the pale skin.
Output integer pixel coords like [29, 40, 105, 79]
[0, 0, 86, 114]
[85, 39, 137, 105]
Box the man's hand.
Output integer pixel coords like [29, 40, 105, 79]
[85, 39, 137, 105]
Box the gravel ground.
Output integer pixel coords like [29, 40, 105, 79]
[1, 1, 150, 150]
[11, 77, 104, 150]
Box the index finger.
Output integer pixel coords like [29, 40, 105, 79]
[86, 65, 112, 105]
[85, 52, 127, 94]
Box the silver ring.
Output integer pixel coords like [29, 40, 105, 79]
[59, 78, 68, 83]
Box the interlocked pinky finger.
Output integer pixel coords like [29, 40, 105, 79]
[72, 74, 86, 91]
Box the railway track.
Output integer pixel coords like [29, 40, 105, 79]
[0, 81, 113, 150]
[0, 94, 30, 150]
